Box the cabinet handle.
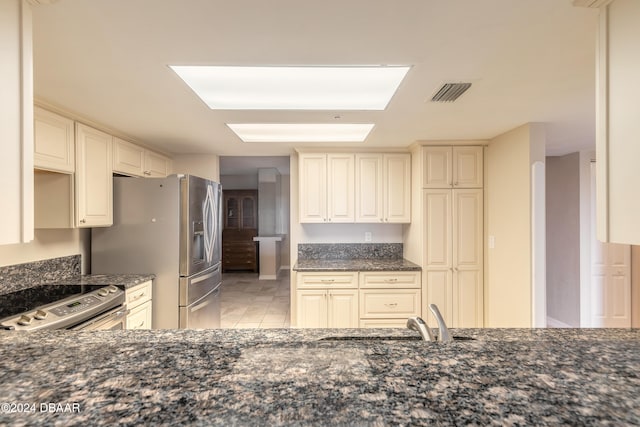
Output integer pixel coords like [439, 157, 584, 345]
[144, 171, 151, 176]
[384, 278, 398, 283]
[131, 292, 146, 301]
[384, 303, 398, 308]
[79, 219, 86, 224]
[328, 218, 332, 222]
[320, 279, 335, 283]
[453, 182, 458, 186]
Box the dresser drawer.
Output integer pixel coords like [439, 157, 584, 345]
[359, 271, 421, 289]
[296, 272, 358, 289]
[359, 289, 421, 318]
[126, 300, 152, 330]
[126, 280, 152, 308]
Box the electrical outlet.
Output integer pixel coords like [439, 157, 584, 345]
[364, 232, 372, 242]
[488, 235, 495, 249]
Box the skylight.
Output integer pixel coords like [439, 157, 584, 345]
[227, 123, 375, 142]
[169, 66, 410, 110]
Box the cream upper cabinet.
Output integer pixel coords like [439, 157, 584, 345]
[113, 137, 144, 176]
[144, 150, 172, 177]
[423, 188, 483, 328]
[0, 0, 33, 245]
[355, 154, 384, 222]
[34, 107, 75, 173]
[75, 123, 113, 228]
[384, 154, 411, 223]
[299, 154, 327, 222]
[355, 153, 411, 223]
[299, 153, 354, 223]
[113, 138, 172, 178]
[327, 154, 355, 222]
[422, 146, 482, 189]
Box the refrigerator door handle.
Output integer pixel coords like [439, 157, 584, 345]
[203, 184, 214, 264]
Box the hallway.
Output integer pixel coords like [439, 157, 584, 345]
[220, 271, 291, 328]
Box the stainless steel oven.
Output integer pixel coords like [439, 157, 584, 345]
[70, 305, 128, 330]
[0, 285, 126, 331]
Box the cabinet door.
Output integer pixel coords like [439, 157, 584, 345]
[452, 189, 483, 327]
[144, 150, 171, 177]
[240, 195, 257, 229]
[328, 290, 358, 328]
[113, 137, 144, 177]
[75, 123, 113, 227]
[299, 154, 327, 223]
[296, 290, 328, 328]
[127, 300, 153, 329]
[355, 154, 384, 223]
[327, 153, 355, 222]
[422, 147, 452, 188]
[452, 146, 483, 188]
[423, 189, 453, 326]
[34, 107, 75, 173]
[384, 153, 411, 223]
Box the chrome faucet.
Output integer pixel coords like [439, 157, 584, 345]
[406, 316, 435, 342]
[429, 304, 453, 343]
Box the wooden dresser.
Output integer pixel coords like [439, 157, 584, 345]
[222, 190, 258, 272]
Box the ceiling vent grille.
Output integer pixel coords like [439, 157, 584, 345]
[430, 82, 472, 103]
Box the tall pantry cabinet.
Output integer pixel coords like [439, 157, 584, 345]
[421, 146, 483, 328]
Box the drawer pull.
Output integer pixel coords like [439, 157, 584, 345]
[384, 303, 398, 308]
[131, 292, 146, 301]
[320, 279, 335, 283]
[384, 278, 398, 283]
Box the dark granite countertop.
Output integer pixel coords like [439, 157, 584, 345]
[1, 328, 639, 426]
[50, 274, 156, 289]
[293, 258, 421, 271]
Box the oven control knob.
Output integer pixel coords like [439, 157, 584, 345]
[33, 310, 48, 320]
[97, 289, 109, 297]
[107, 285, 118, 293]
[17, 315, 32, 326]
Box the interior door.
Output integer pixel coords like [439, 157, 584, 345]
[589, 162, 631, 327]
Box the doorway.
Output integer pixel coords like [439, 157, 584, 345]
[587, 161, 631, 327]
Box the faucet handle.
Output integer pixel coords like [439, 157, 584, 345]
[406, 316, 435, 342]
[429, 304, 453, 343]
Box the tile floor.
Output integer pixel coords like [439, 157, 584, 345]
[220, 270, 291, 328]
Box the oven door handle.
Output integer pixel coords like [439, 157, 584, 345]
[70, 307, 129, 330]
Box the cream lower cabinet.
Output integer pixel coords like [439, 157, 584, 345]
[126, 280, 153, 329]
[423, 189, 483, 328]
[296, 272, 358, 328]
[358, 271, 421, 327]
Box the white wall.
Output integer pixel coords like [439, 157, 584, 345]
[220, 174, 258, 190]
[172, 154, 220, 182]
[485, 123, 545, 327]
[0, 229, 90, 272]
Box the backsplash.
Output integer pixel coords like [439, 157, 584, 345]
[0, 255, 81, 295]
[298, 243, 402, 260]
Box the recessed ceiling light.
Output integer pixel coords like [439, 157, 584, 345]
[169, 66, 410, 110]
[227, 123, 375, 142]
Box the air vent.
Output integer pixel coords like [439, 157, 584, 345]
[430, 83, 472, 103]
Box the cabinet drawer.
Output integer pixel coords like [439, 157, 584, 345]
[359, 319, 409, 328]
[296, 272, 358, 289]
[359, 271, 421, 289]
[359, 289, 421, 318]
[126, 300, 152, 330]
[126, 280, 152, 308]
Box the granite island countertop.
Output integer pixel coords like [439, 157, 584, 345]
[1, 328, 640, 426]
[293, 258, 421, 271]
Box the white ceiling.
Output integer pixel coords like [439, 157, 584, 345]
[31, 0, 598, 157]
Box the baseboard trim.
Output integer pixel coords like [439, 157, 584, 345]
[546, 316, 572, 328]
[258, 274, 277, 280]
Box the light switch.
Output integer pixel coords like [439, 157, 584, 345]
[364, 232, 372, 242]
[488, 235, 495, 249]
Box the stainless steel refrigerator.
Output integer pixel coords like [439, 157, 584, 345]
[92, 174, 222, 329]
